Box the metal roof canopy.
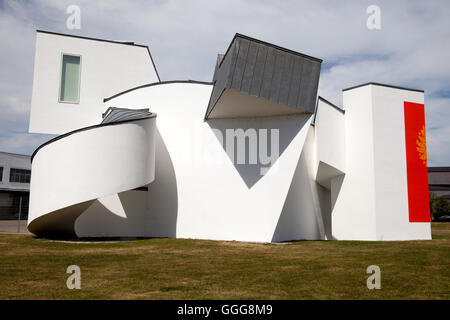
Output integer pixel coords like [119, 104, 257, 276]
[102, 107, 152, 124]
[205, 33, 322, 119]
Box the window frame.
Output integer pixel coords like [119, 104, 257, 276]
[58, 53, 82, 104]
[9, 168, 31, 184]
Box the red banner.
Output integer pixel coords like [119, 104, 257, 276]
[404, 101, 430, 222]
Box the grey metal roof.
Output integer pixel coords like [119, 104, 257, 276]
[205, 33, 322, 119]
[101, 107, 152, 124]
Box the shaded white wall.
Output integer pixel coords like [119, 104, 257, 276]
[314, 99, 346, 190]
[75, 191, 149, 237]
[332, 86, 378, 240]
[273, 127, 327, 241]
[314, 101, 345, 174]
[29, 32, 159, 134]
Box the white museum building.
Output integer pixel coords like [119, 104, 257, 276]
[27, 30, 431, 241]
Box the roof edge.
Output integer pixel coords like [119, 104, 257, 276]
[318, 96, 345, 113]
[36, 29, 161, 82]
[103, 80, 213, 103]
[37, 29, 149, 48]
[31, 113, 157, 163]
[428, 167, 450, 172]
[218, 33, 323, 69]
[342, 82, 424, 93]
[0, 151, 31, 158]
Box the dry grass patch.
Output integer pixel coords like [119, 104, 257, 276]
[0, 223, 448, 299]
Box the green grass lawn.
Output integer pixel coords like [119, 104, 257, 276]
[0, 223, 449, 299]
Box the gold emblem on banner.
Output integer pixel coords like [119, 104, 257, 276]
[416, 125, 427, 166]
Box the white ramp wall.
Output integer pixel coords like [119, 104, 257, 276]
[28, 116, 156, 238]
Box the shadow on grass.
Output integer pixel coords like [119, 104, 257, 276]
[31, 235, 167, 243]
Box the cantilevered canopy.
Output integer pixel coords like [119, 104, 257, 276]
[205, 33, 322, 119]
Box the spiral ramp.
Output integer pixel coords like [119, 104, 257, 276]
[27, 108, 156, 238]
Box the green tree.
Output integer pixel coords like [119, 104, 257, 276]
[429, 192, 450, 218]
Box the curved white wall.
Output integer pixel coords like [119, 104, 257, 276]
[28, 116, 156, 237]
[106, 82, 324, 242]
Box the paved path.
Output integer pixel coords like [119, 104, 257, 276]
[0, 220, 31, 234]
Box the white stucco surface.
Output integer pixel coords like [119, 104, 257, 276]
[106, 82, 322, 242]
[332, 85, 431, 240]
[28, 116, 156, 236]
[29, 31, 159, 134]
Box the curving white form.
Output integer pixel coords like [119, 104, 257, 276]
[105, 82, 320, 242]
[28, 115, 156, 238]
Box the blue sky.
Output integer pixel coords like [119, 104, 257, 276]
[0, 0, 449, 165]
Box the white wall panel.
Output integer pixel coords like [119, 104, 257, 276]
[332, 84, 431, 240]
[29, 32, 159, 134]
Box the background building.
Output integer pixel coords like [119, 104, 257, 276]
[0, 152, 31, 220]
[428, 167, 450, 201]
[428, 167, 450, 219]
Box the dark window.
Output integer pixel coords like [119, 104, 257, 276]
[0, 193, 29, 220]
[0, 167, 3, 182]
[9, 168, 31, 183]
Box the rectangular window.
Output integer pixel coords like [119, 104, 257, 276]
[59, 54, 81, 103]
[9, 168, 31, 184]
[0, 167, 3, 182]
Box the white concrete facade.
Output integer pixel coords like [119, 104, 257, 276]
[27, 31, 431, 241]
[29, 31, 159, 134]
[331, 85, 431, 240]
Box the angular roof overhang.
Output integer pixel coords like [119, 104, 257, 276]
[205, 33, 322, 119]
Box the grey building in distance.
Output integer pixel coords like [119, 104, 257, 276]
[428, 167, 450, 201]
[0, 152, 31, 220]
